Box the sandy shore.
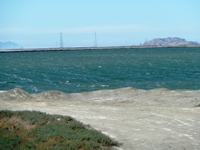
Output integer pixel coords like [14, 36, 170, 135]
[0, 87, 200, 150]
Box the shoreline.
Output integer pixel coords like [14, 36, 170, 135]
[1, 45, 200, 53]
[1, 87, 200, 107]
[1, 86, 200, 96]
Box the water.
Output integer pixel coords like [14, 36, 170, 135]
[0, 47, 200, 93]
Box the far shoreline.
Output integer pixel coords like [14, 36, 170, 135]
[0, 45, 200, 53]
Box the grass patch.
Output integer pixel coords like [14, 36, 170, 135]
[0, 110, 120, 150]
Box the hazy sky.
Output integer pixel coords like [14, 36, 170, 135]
[0, 0, 200, 48]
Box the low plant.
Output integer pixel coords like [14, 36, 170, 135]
[0, 110, 120, 150]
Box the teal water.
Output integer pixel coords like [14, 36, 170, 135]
[0, 47, 200, 93]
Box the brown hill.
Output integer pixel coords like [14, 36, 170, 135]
[143, 37, 199, 46]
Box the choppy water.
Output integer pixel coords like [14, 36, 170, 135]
[0, 47, 200, 93]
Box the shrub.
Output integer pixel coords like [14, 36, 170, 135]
[0, 110, 120, 149]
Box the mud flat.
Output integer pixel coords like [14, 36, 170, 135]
[0, 87, 200, 150]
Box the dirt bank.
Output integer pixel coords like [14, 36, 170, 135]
[0, 87, 200, 150]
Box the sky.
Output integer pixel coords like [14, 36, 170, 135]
[0, 0, 200, 48]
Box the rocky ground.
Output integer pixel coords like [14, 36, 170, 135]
[0, 87, 200, 150]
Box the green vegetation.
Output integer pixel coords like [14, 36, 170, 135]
[0, 110, 120, 150]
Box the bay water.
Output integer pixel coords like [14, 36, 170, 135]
[0, 47, 200, 93]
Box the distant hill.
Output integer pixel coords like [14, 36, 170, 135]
[143, 37, 200, 46]
[0, 41, 22, 49]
